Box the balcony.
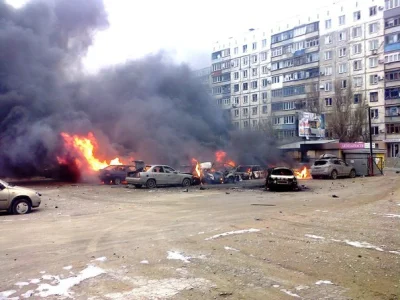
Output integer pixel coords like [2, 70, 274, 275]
[273, 124, 297, 130]
[385, 42, 400, 53]
[385, 115, 400, 122]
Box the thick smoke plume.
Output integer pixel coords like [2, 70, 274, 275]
[0, 0, 283, 179]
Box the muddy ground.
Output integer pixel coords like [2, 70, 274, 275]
[0, 175, 399, 300]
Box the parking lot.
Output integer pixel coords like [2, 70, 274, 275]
[1, 175, 399, 299]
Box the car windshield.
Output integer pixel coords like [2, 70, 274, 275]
[0, 179, 9, 186]
[314, 160, 328, 166]
[271, 169, 293, 176]
[237, 166, 251, 172]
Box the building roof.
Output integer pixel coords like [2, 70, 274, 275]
[279, 140, 338, 150]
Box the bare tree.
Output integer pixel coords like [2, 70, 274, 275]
[326, 79, 368, 142]
[304, 85, 322, 114]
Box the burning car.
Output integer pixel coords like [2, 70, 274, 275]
[126, 165, 193, 188]
[227, 165, 265, 181]
[99, 165, 137, 185]
[265, 167, 298, 191]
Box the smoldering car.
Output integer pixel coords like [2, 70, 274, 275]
[265, 167, 299, 191]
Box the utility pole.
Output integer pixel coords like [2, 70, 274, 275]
[368, 106, 374, 176]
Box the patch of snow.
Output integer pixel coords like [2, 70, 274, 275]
[295, 285, 309, 290]
[316, 280, 334, 285]
[63, 266, 73, 270]
[205, 228, 260, 240]
[21, 290, 34, 298]
[305, 234, 325, 240]
[167, 251, 191, 263]
[39, 271, 46, 274]
[224, 246, 240, 252]
[272, 284, 280, 288]
[385, 214, 400, 218]
[322, 211, 329, 213]
[198, 232, 205, 235]
[30, 279, 41, 284]
[344, 240, 384, 252]
[389, 250, 400, 255]
[93, 256, 107, 262]
[3, 220, 13, 222]
[0, 290, 17, 298]
[36, 265, 105, 298]
[331, 239, 341, 242]
[140, 260, 149, 264]
[105, 277, 210, 299]
[15, 282, 29, 287]
[280, 289, 301, 298]
[42, 275, 54, 280]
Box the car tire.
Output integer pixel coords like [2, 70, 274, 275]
[134, 184, 142, 189]
[12, 198, 32, 215]
[182, 178, 191, 187]
[113, 177, 122, 185]
[331, 170, 338, 180]
[349, 169, 356, 178]
[146, 179, 157, 189]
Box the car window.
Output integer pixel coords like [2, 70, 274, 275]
[127, 166, 136, 171]
[164, 166, 175, 173]
[153, 166, 164, 173]
[237, 166, 251, 172]
[314, 160, 327, 166]
[340, 161, 348, 166]
[252, 166, 260, 171]
[271, 168, 293, 176]
[333, 160, 341, 165]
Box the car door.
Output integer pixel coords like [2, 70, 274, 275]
[164, 166, 180, 185]
[0, 183, 9, 210]
[152, 166, 166, 184]
[333, 160, 343, 176]
[340, 160, 351, 176]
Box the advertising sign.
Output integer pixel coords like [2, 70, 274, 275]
[298, 112, 325, 139]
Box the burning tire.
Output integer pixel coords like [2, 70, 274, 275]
[146, 179, 157, 189]
[182, 178, 191, 187]
[331, 170, 338, 180]
[12, 198, 32, 215]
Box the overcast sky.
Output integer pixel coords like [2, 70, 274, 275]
[7, 0, 334, 72]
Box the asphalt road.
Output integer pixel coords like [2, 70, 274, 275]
[0, 175, 399, 299]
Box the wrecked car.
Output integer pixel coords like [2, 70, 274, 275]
[0, 179, 41, 214]
[99, 165, 137, 185]
[126, 165, 193, 188]
[265, 167, 298, 191]
[311, 155, 356, 179]
[226, 165, 265, 181]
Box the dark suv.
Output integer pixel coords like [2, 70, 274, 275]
[99, 165, 136, 185]
[265, 167, 298, 191]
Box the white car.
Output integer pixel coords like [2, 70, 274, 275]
[126, 165, 192, 188]
[0, 179, 41, 214]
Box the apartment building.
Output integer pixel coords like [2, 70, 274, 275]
[384, 0, 400, 157]
[211, 29, 271, 130]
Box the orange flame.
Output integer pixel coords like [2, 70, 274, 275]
[215, 150, 227, 163]
[191, 158, 201, 178]
[295, 166, 311, 179]
[59, 132, 122, 171]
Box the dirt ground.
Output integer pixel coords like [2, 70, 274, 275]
[0, 174, 399, 300]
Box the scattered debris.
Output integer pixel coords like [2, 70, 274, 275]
[280, 289, 301, 298]
[332, 195, 339, 198]
[305, 234, 325, 240]
[251, 204, 276, 207]
[254, 218, 262, 221]
[63, 266, 73, 270]
[385, 214, 400, 218]
[224, 246, 239, 252]
[205, 228, 260, 241]
[315, 280, 334, 285]
[140, 260, 149, 264]
[92, 256, 107, 262]
[225, 192, 230, 195]
[219, 291, 233, 297]
[167, 251, 191, 263]
[182, 189, 189, 193]
[199, 186, 206, 190]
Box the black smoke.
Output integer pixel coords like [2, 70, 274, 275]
[0, 0, 283, 180]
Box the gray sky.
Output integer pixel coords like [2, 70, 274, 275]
[7, 0, 333, 72]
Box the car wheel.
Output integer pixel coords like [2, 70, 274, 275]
[182, 178, 191, 187]
[113, 177, 122, 185]
[146, 179, 157, 189]
[331, 170, 338, 180]
[349, 169, 356, 178]
[12, 198, 32, 215]
[134, 184, 142, 189]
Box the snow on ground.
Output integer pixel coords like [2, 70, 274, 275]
[63, 266, 73, 270]
[167, 251, 191, 263]
[224, 246, 240, 252]
[385, 214, 400, 218]
[205, 228, 260, 240]
[305, 234, 325, 240]
[316, 280, 334, 285]
[343, 240, 384, 252]
[280, 289, 301, 298]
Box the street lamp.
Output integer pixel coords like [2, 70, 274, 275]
[367, 106, 374, 176]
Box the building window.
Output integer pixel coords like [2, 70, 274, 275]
[283, 115, 295, 124]
[272, 47, 283, 57]
[274, 117, 281, 125]
[271, 89, 283, 97]
[369, 39, 379, 50]
[262, 92, 268, 100]
[369, 22, 379, 34]
[262, 105, 268, 114]
[324, 66, 333, 75]
[338, 31, 347, 41]
[234, 97, 240, 104]
[262, 79, 268, 87]
[234, 72, 239, 80]
[243, 45, 248, 53]
[371, 108, 379, 119]
[234, 109, 239, 117]
[386, 0, 400, 10]
[243, 108, 249, 115]
[325, 82, 332, 91]
[386, 70, 400, 81]
[385, 16, 400, 28]
[352, 26, 362, 38]
[370, 91, 378, 102]
[325, 97, 333, 106]
[243, 120, 249, 128]
[233, 84, 239, 92]
[262, 39, 267, 48]
[369, 57, 378, 68]
[252, 68, 258, 76]
[325, 35, 332, 44]
[252, 55, 258, 63]
[353, 60, 362, 71]
[252, 120, 258, 128]
[339, 15, 345, 25]
[252, 93, 258, 102]
[252, 42, 257, 50]
[262, 66, 268, 74]
[370, 6, 377, 16]
[243, 95, 248, 103]
[341, 79, 347, 88]
[339, 47, 347, 57]
[325, 19, 332, 29]
[371, 126, 379, 135]
[251, 81, 258, 89]
[242, 57, 249, 65]
[386, 123, 400, 134]
[272, 76, 280, 84]
[338, 62, 347, 74]
[283, 101, 295, 110]
[243, 82, 248, 90]
[324, 50, 332, 60]
[243, 70, 248, 78]
[213, 87, 222, 94]
[353, 11, 361, 21]
[234, 47, 238, 55]
[234, 122, 239, 129]
[354, 77, 363, 87]
[223, 98, 230, 105]
[261, 51, 267, 61]
[385, 52, 400, 63]
[353, 43, 362, 54]
[370, 74, 379, 85]
[354, 94, 361, 104]
[217, 99, 222, 105]
[252, 107, 258, 115]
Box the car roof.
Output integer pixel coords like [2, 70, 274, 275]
[272, 167, 292, 170]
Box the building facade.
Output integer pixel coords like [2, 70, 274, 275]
[211, 0, 400, 157]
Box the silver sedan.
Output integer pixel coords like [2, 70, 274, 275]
[126, 165, 193, 188]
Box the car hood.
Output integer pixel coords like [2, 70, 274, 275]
[7, 185, 38, 195]
[270, 175, 296, 179]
